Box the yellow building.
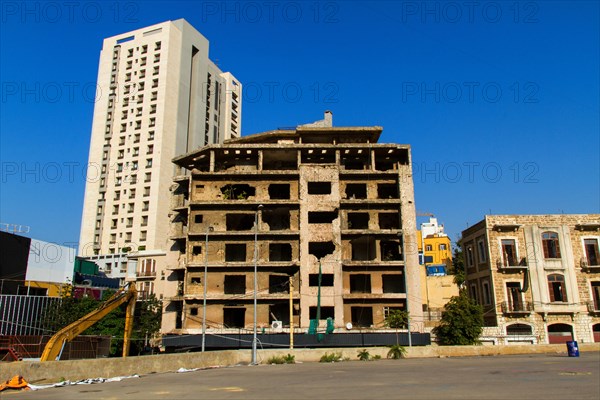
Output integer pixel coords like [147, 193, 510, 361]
[417, 217, 452, 270]
[417, 231, 452, 268]
[417, 218, 457, 326]
[418, 269, 458, 326]
[22, 281, 65, 297]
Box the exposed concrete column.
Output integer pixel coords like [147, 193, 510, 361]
[398, 163, 424, 326]
[298, 165, 342, 329]
[528, 225, 549, 309]
[560, 225, 581, 307]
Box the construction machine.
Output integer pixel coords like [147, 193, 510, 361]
[40, 284, 137, 362]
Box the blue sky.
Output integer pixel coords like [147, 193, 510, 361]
[1, 1, 599, 247]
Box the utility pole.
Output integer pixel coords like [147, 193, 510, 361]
[316, 260, 322, 323]
[424, 261, 431, 321]
[201, 225, 213, 353]
[251, 205, 263, 365]
[399, 229, 412, 347]
[289, 276, 294, 350]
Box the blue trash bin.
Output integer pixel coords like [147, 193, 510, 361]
[566, 341, 579, 357]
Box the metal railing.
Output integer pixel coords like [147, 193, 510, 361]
[501, 301, 532, 313]
[497, 257, 528, 269]
[136, 270, 156, 277]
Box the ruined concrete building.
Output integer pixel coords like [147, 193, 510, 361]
[161, 113, 423, 337]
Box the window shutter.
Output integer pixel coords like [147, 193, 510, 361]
[548, 281, 555, 302]
[555, 241, 561, 258]
[559, 283, 567, 302]
[542, 241, 550, 258]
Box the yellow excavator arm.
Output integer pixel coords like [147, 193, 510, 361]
[40, 284, 137, 362]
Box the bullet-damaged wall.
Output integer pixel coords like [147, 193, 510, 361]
[163, 125, 424, 338]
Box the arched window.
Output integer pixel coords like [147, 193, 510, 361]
[506, 323, 533, 336]
[542, 232, 561, 259]
[547, 323, 573, 344]
[593, 324, 600, 343]
[547, 274, 567, 302]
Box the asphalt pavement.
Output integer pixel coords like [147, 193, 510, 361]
[7, 352, 600, 400]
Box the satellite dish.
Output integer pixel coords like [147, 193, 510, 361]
[346, 322, 353, 330]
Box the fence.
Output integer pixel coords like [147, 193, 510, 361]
[0, 335, 111, 360]
[0, 295, 60, 335]
[163, 331, 431, 351]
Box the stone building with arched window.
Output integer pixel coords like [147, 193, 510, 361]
[461, 214, 600, 345]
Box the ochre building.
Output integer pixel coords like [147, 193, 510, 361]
[462, 214, 600, 344]
[161, 114, 423, 335]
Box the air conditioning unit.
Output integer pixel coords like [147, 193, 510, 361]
[271, 320, 283, 332]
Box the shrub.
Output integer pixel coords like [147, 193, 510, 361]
[267, 356, 286, 364]
[266, 354, 296, 364]
[387, 344, 407, 359]
[283, 354, 295, 364]
[320, 352, 343, 363]
[357, 349, 371, 361]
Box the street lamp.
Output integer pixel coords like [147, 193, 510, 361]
[201, 225, 213, 353]
[399, 229, 412, 347]
[252, 204, 263, 365]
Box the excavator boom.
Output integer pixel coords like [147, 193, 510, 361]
[40, 285, 137, 362]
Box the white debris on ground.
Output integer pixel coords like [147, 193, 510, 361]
[26, 365, 221, 390]
[176, 368, 199, 373]
[28, 375, 140, 391]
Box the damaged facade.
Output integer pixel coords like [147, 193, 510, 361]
[462, 214, 600, 344]
[162, 118, 423, 335]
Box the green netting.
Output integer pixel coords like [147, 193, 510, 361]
[308, 319, 318, 335]
[326, 317, 334, 334]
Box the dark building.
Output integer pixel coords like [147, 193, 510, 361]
[0, 231, 31, 294]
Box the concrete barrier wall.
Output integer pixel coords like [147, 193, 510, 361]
[3, 343, 599, 384]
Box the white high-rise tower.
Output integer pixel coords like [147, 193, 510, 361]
[79, 19, 242, 297]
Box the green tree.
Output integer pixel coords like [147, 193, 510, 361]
[44, 289, 99, 332]
[43, 288, 162, 356]
[432, 290, 483, 345]
[43, 289, 125, 356]
[384, 309, 408, 329]
[131, 294, 162, 354]
[448, 238, 465, 288]
[384, 309, 409, 345]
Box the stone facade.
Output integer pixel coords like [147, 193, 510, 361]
[462, 214, 600, 344]
[161, 119, 423, 335]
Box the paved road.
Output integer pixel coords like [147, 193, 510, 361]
[8, 353, 600, 400]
